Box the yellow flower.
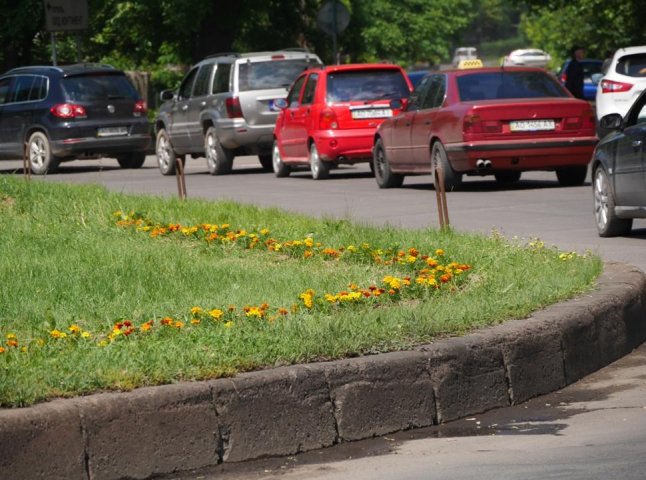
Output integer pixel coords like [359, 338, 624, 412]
[209, 309, 224, 320]
[304, 237, 314, 247]
[435, 248, 445, 256]
[81, 331, 91, 339]
[69, 325, 81, 335]
[50, 329, 67, 339]
[190, 306, 203, 316]
[260, 228, 270, 235]
[224, 321, 234, 328]
[191, 319, 201, 325]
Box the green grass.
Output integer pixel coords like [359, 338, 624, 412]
[0, 176, 602, 407]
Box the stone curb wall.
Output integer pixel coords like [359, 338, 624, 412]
[1, 263, 645, 480]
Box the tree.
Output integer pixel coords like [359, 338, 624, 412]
[520, 0, 646, 63]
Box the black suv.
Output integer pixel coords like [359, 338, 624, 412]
[0, 64, 150, 174]
[155, 49, 322, 175]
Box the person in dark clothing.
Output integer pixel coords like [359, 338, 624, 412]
[565, 45, 585, 99]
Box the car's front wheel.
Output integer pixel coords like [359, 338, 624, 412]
[117, 152, 146, 169]
[272, 141, 291, 177]
[373, 138, 403, 188]
[556, 166, 587, 186]
[27, 131, 59, 175]
[156, 128, 178, 176]
[593, 166, 632, 237]
[432, 141, 461, 190]
[309, 143, 329, 180]
[205, 126, 233, 175]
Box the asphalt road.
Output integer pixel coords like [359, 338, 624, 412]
[2, 154, 646, 479]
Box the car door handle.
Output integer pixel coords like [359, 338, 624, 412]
[200, 101, 207, 108]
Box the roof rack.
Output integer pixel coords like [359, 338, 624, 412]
[205, 52, 241, 59]
[279, 47, 311, 53]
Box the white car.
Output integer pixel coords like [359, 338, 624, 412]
[595, 45, 646, 121]
[502, 49, 551, 68]
[452, 47, 478, 67]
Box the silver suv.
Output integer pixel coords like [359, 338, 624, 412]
[154, 49, 323, 175]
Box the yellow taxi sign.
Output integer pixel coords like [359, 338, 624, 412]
[457, 59, 483, 69]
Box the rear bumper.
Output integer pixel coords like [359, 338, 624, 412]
[313, 128, 376, 163]
[216, 119, 275, 154]
[445, 136, 598, 172]
[51, 133, 151, 158]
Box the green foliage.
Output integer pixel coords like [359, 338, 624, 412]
[521, 0, 646, 65]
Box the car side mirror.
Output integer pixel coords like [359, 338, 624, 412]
[599, 113, 623, 131]
[274, 98, 288, 110]
[160, 89, 175, 102]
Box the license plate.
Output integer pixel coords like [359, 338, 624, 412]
[97, 127, 128, 137]
[351, 109, 393, 119]
[509, 120, 555, 132]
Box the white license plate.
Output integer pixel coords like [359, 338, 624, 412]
[351, 109, 393, 119]
[510, 120, 555, 132]
[97, 127, 128, 137]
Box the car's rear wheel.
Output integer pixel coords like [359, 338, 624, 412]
[593, 166, 632, 237]
[117, 152, 146, 169]
[556, 166, 587, 186]
[494, 171, 521, 185]
[373, 138, 403, 188]
[258, 154, 273, 172]
[310, 143, 329, 180]
[205, 126, 233, 175]
[27, 131, 59, 175]
[156, 128, 177, 176]
[432, 141, 462, 190]
[272, 141, 291, 178]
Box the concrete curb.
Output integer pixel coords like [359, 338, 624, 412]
[2, 262, 645, 480]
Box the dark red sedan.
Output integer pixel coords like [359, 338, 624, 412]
[372, 66, 598, 189]
[273, 63, 412, 179]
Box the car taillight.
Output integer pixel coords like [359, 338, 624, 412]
[463, 114, 501, 134]
[226, 97, 243, 118]
[319, 108, 338, 129]
[133, 100, 147, 116]
[600, 79, 633, 93]
[564, 106, 596, 130]
[50, 103, 86, 119]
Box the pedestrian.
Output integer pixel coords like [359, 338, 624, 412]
[565, 45, 585, 99]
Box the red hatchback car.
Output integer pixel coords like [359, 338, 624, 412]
[373, 66, 598, 189]
[273, 63, 413, 179]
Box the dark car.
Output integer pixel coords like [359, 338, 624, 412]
[591, 88, 646, 236]
[558, 58, 603, 101]
[373, 66, 597, 190]
[0, 64, 150, 174]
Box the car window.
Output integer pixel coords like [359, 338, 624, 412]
[212, 63, 231, 94]
[409, 75, 431, 109]
[62, 74, 139, 102]
[238, 58, 320, 92]
[0, 77, 12, 104]
[286, 75, 306, 107]
[458, 71, 568, 101]
[421, 74, 445, 109]
[193, 65, 212, 97]
[28, 76, 48, 101]
[11, 75, 36, 103]
[326, 70, 410, 102]
[177, 68, 198, 100]
[301, 73, 318, 105]
[615, 53, 646, 77]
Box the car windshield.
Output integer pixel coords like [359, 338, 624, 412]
[238, 59, 321, 91]
[61, 74, 138, 102]
[326, 70, 410, 102]
[457, 71, 568, 101]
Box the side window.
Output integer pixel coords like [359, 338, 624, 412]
[287, 75, 306, 108]
[28, 76, 47, 101]
[178, 68, 198, 100]
[212, 63, 231, 94]
[422, 75, 445, 109]
[409, 75, 431, 109]
[301, 74, 318, 105]
[0, 77, 13, 104]
[193, 65, 212, 97]
[11, 75, 34, 103]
